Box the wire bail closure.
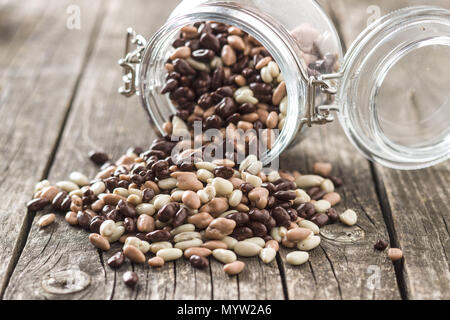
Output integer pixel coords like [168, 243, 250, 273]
[299, 72, 342, 131]
[118, 28, 146, 97]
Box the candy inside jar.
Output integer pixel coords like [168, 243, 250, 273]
[157, 20, 339, 169]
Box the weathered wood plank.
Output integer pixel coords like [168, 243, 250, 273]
[328, 0, 450, 299]
[266, 0, 402, 300]
[278, 121, 400, 299]
[3, 0, 285, 300]
[3, 0, 178, 300]
[0, 0, 104, 297]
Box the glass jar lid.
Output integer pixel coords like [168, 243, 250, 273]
[337, 6, 450, 169]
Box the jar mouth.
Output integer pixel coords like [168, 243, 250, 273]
[338, 6, 450, 170]
[138, 2, 307, 167]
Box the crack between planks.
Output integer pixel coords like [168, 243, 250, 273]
[97, 250, 107, 283]
[0, 0, 109, 300]
[208, 257, 214, 300]
[320, 245, 343, 299]
[369, 162, 409, 300]
[308, 261, 318, 300]
[275, 253, 289, 300]
[109, 271, 117, 300]
[173, 261, 177, 299]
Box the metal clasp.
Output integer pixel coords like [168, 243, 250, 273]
[118, 28, 147, 97]
[300, 72, 343, 130]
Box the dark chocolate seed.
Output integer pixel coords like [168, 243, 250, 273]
[266, 195, 276, 209]
[145, 230, 172, 242]
[106, 209, 122, 222]
[51, 191, 68, 211]
[129, 146, 144, 155]
[226, 113, 240, 125]
[211, 67, 225, 90]
[238, 103, 256, 114]
[130, 174, 145, 185]
[240, 183, 255, 193]
[173, 207, 188, 228]
[261, 182, 276, 195]
[173, 86, 196, 101]
[173, 58, 196, 76]
[312, 190, 327, 201]
[273, 190, 296, 201]
[104, 177, 118, 192]
[135, 233, 147, 241]
[198, 93, 214, 109]
[117, 200, 137, 218]
[374, 239, 389, 251]
[329, 176, 343, 187]
[215, 97, 237, 119]
[142, 188, 155, 203]
[166, 71, 181, 80]
[161, 79, 179, 94]
[296, 203, 315, 219]
[271, 206, 291, 228]
[172, 38, 185, 48]
[264, 217, 277, 230]
[189, 255, 209, 269]
[77, 211, 92, 230]
[156, 202, 179, 223]
[60, 196, 72, 212]
[287, 208, 298, 221]
[249, 82, 272, 95]
[216, 33, 228, 46]
[117, 180, 130, 189]
[226, 212, 249, 227]
[241, 67, 254, 78]
[90, 216, 105, 234]
[88, 151, 110, 166]
[326, 208, 339, 223]
[187, 38, 201, 50]
[232, 55, 249, 73]
[197, 22, 212, 35]
[310, 213, 329, 227]
[213, 166, 234, 179]
[274, 180, 296, 191]
[123, 271, 138, 287]
[231, 226, 253, 241]
[108, 251, 125, 269]
[247, 221, 268, 237]
[210, 22, 228, 34]
[199, 32, 220, 52]
[124, 217, 137, 233]
[102, 204, 115, 216]
[192, 49, 215, 62]
[204, 115, 223, 129]
[248, 209, 270, 223]
[27, 198, 50, 212]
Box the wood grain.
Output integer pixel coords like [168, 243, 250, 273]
[1, 0, 449, 300]
[0, 0, 103, 297]
[3, 0, 285, 300]
[3, 0, 176, 300]
[279, 121, 400, 299]
[329, 0, 450, 299]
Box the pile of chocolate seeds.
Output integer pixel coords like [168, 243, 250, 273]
[27, 22, 399, 288]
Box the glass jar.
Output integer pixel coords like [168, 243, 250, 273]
[118, 0, 450, 170]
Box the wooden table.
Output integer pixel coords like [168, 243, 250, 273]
[0, 0, 448, 300]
